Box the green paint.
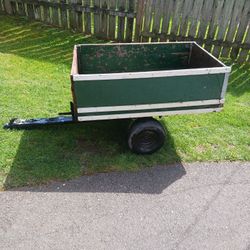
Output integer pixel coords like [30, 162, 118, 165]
[77, 43, 190, 74]
[73, 74, 225, 109]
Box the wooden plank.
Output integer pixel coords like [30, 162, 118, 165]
[238, 26, 250, 62]
[48, 0, 53, 24]
[50, 0, 59, 25]
[117, 0, 126, 41]
[221, 0, 246, 58]
[3, 0, 12, 14]
[170, 0, 185, 41]
[212, 0, 235, 57]
[27, 3, 35, 19]
[188, 0, 204, 39]
[68, 0, 76, 30]
[33, 2, 41, 20]
[57, 0, 62, 27]
[160, 0, 174, 42]
[83, 0, 91, 34]
[43, 0, 51, 23]
[204, 0, 225, 52]
[10, 1, 17, 15]
[197, 0, 214, 45]
[77, 0, 83, 31]
[99, 0, 108, 38]
[108, 0, 117, 40]
[134, 0, 146, 42]
[59, 0, 68, 28]
[151, 0, 165, 42]
[0, 0, 4, 13]
[69, 0, 82, 32]
[231, 0, 250, 59]
[142, 0, 154, 42]
[179, 0, 195, 38]
[93, 0, 101, 35]
[125, 0, 135, 42]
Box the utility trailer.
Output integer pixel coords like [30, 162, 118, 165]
[4, 42, 231, 154]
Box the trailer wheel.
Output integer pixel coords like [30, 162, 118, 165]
[128, 118, 166, 154]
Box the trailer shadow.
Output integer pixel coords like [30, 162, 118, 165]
[4, 120, 186, 194]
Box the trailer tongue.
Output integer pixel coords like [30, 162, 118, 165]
[4, 116, 74, 130]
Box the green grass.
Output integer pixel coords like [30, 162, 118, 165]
[0, 15, 249, 190]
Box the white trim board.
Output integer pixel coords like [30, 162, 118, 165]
[76, 41, 195, 47]
[77, 99, 223, 114]
[77, 108, 222, 122]
[73, 67, 231, 81]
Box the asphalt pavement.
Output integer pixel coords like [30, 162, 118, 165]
[1, 162, 250, 250]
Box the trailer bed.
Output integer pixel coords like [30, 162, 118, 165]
[71, 42, 231, 122]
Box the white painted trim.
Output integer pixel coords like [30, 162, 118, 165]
[76, 41, 195, 47]
[73, 67, 231, 81]
[77, 108, 222, 121]
[221, 72, 230, 99]
[77, 99, 223, 114]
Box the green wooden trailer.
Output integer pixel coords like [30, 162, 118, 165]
[5, 42, 231, 154]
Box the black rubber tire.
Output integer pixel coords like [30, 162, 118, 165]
[128, 118, 166, 154]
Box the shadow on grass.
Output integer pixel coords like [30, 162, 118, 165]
[2, 14, 184, 192]
[224, 60, 250, 97]
[4, 120, 185, 193]
[0, 15, 103, 65]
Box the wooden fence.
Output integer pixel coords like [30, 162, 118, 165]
[1, 0, 249, 62]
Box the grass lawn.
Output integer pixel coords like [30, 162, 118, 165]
[0, 15, 249, 190]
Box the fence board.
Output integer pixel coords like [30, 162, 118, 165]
[179, 0, 195, 38]
[150, 0, 163, 42]
[212, 0, 235, 57]
[188, 0, 204, 38]
[159, 0, 174, 42]
[0, 0, 5, 13]
[108, 0, 117, 40]
[238, 26, 250, 62]
[99, 0, 108, 38]
[117, 0, 126, 41]
[204, 0, 225, 52]
[141, 0, 152, 42]
[93, 0, 101, 34]
[135, 0, 146, 42]
[231, 0, 250, 59]
[197, 0, 214, 44]
[221, 0, 246, 58]
[171, 0, 185, 41]
[125, 0, 135, 41]
[3, 0, 250, 62]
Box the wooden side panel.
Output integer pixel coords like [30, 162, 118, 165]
[77, 43, 190, 74]
[73, 73, 225, 109]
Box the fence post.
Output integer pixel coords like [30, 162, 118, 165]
[4, 0, 12, 14]
[134, 0, 146, 42]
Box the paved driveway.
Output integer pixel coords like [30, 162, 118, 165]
[1, 162, 250, 250]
